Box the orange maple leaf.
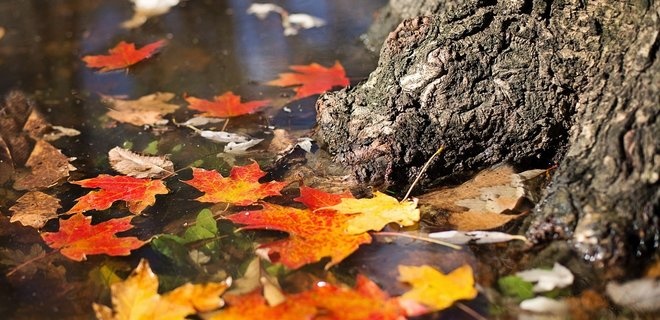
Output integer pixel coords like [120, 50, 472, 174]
[185, 91, 271, 118]
[267, 61, 350, 100]
[82, 40, 165, 72]
[183, 161, 286, 206]
[67, 175, 169, 215]
[41, 213, 145, 261]
[214, 290, 316, 320]
[226, 187, 371, 269]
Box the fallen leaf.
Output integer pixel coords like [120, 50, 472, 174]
[41, 214, 146, 261]
[83, 40, 165, 72]
[295, 185, 353, 210]
[214, 290, 317, 320]
[398, 264, 478, 311]
[67, 175, 169, 214]
[267, 62, 349, 100]
[178, 116, 225, 127]
[41, 125, 81, 141]
[183, 161, 286, 206]
[429, 230, 528, 244]
[93, 259, 229, 320]
[227, 202, 371, 269]
[418, 166, 546, 230]
[321, 191, 420, 234]
[198, 130, 249, 143]
[185, 91, 270, 118]
[0, 137, 13, 184]
[102, 92, 179, 126]
[108, 146, 174, 179]
[122, 0, 180, 29]
[9, 191, 61, 228]
[12, 140, 76, 191]
[224, 139, 263, 154]
[515, 263, 574, 292]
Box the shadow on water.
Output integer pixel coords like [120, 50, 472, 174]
[0, 1, 490, 319]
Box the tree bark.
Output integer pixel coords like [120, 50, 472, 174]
[314, 0, 659, 271]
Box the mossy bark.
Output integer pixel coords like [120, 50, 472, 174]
[314, 0, 659, 271]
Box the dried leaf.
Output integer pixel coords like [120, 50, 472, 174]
[321, 191, 420, 234]
[12, 140, 76, 191]
[67, 175, 169, 215]
[0, 137, 14, 184]
[185, 91, 270, 118]
[515, 263, 574, 292]
[398, 264, 478, 311]
[93, 259, 229, 319]
[108, 146, 174, 179]
[429, 230, 528, 244]
[9, 191, 60, 228]
[224, 139, 264, 154]
[199, 130, 249, 143]
[183, 161, 286, 206]
[418, 166, 544, 230]
[42, 125, 81, 141]
[267, 62, 349, 100]
[42, 214, 146, 261]
[83, 40, 165, 72]
[102, 92, 179, 126]
[179, 116, 225, 127]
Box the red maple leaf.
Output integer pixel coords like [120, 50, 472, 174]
[41, 213, 146, 261]
[185, 91, 271, 118]
[82, 40, 165, 72]
[226, 187, 370, 269]
[183, 161, 287, 206]
[266, 61, 350, 100]
[67, 175, 169, 215]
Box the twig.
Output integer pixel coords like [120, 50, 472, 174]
[373, 231, 461, 250]
[6, 250, 57, 277]
[402, 146, 445, 202]
[456, 302, 488, 320]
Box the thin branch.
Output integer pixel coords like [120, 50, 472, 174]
[402, 146, 445, 202]
[373, 231, 461, 250]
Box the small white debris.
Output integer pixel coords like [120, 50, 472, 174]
[519, 296, 568, 314]
[179, 116, 225, 127]
[606, 278, 660, 312]
[200, 130, 250, 143]
[296, 137, 313, 153]
[123, 0, 180, 29]
[283, 106, 292, 113]
[515, 263, 574, 292]
[224, 139, 264, 154]
[429, 230, 528, 245]
[247, 3, 325, 36]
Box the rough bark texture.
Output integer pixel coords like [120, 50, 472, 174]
[315, 0, 659, 270]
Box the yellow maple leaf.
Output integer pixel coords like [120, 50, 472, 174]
[93, 259, 229, 320]
[398, 264, 477, 311]
[320, 191, 420, 234]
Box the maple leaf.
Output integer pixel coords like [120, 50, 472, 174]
[398, 264, 478, 311]
[213, 290, 317, 320]
[94, 259, 229, 320]
[101, 92, 179, 126]
[9, 191, 61, 228]
[68, 175, 168, 215]
[266, 61, 349, 100]
[227, 202, 371, 269]
[83, 40, 165, 72]
[321, 191, 420, 234]
[41, 213, 146, 261]
[185, 91, 271, 118]
[183, 161, 286, 206]
[294, 185, 353, 210]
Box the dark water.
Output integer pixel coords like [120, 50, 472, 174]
[0, 1, 496, 319]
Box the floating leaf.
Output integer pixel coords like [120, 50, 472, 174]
[93, 259, 229, 320]
[42, 125, 81, 141]
[198, 130, 249, 143]
[429, 230, 528, 244]
[227, 202, 371, 269]
[224, 139, 264, 154]
[108, 146, 174, 179]
[515, 263, 574, 292]
[83, 40, 165, 72]
[12, 140, 76, 191]
[247, 3, 325, 36]
[398, 264, 478, 311]
[184, 161, 286, 206]
[321, 191, 420, 234]
[519, 296, 568, 314]
[9, 191, 60, 228]
[185, 91, 270, 118]
[41, 214, 145, 261]
[267, 62, 349, 100]
[68, 175, 169, 214]
[102, 92, 179, 126]
[178, 116, 225, 127]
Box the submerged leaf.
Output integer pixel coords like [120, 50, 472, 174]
[108, 146, 174, 179]
[83, 40, 165, 72]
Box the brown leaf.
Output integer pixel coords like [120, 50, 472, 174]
[108, 146, 174, 179]
[12, 140, 76, 191]
[419, 166, 545, 230]
[0, 137, 14, 184]
[0, 91, 34, 166]
[102, 92, 179, 126]
[9, 191, 61, 228]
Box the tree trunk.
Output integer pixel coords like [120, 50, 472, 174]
[314, 0, 659, 272]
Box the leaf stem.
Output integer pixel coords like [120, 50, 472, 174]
[373, 231, 461, 250]
[402, 146, 445, 202]
[456, 302, 489, 320]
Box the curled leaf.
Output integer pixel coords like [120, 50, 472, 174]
[108, 146, 174, 179]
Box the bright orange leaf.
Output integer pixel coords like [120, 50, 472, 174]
[94, 259, 229, 320]
[398, 264, 478, 311]
[213, 290, 316, 320]
[67, 175, 169, 215]
[185, 91, 271, 118]
[83, 40, 165, 72]
[41, 213, 145, 261]
[294, 185, 353, 210]
[183, 161, 286, 206]
[227, 202, 371, 269]
[267, 61, 350, 100]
